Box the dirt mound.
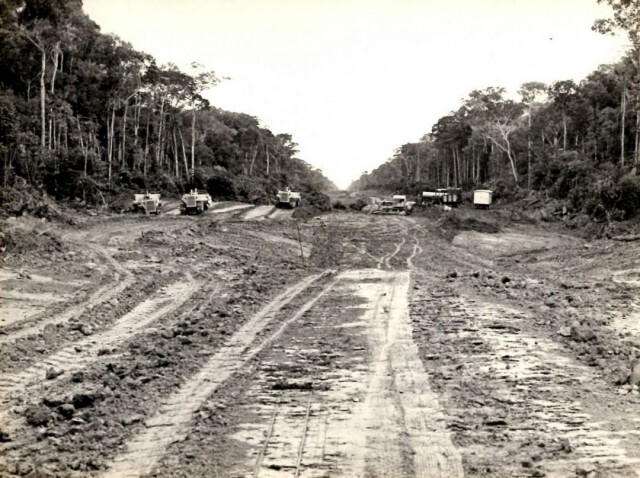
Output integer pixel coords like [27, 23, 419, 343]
[292, 205, 324, 220]
[0, 218, 66, 256]
[0, 182, 78, 225]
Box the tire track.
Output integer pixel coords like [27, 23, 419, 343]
[406, 235, 423, 269]
[240, 205, 276, 221]
[381, 236, 406, 270]
[345, 270, 463, 478]
[418, 291, 640, 475]
[0, 247, 134, 345]
[0, 277, 198, 419]
[232, 270, 462, 478]
[103, 270, 336, 478]
[268, 208, 295, 220]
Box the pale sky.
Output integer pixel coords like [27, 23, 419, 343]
[83, 0, 628, 189]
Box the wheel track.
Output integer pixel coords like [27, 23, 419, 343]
[235, 270, 463, 478]
[418, 291, 640, 475]
[406, 235, 423, 269]
[381, 236, 406, 270]
[0, 277, 198, 422]
[253, 396, 282, 477]
[0, 246, 134, 345]
[103, 270, 336, 478]
[294, 390, 314, 478]
[346, 270, 464, 478]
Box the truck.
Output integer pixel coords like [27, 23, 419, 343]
[422, 189, 446, 206]
[132, 192, 162, 215]
[422, 188, 462, 207]
[180, 189, 212, 215]
[276, 187, 302, 208]
[473, 189, 493, 209]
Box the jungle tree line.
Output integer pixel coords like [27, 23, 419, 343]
[0, 0, 334, 204]
[351, 0, 640, 220]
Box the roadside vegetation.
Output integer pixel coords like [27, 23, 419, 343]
[0, 0, 335, 216]
[350, 0, 640, 229]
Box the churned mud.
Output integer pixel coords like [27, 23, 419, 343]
[1, 207, 639, 477]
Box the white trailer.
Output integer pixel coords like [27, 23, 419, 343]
[473, 189, 493, 209]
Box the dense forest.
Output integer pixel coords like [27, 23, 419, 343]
[350, 0, 640, 222]
[0, 0, 335, 212]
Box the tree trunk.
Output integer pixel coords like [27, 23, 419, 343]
[40, 48, 46, 149]
[108, 105, 116, 186]
[527, 107, 532, 189]
[173, 128, 179, 178]
[48, 114, 53, 151]
[620, 85, 626, 166]
[122, 100, 129, 169]
[143, 115, 150, 177]
[191, 107, 196, 175]
[562, 112, 567, 150]
[77, 117, 88, 177]
[133, 93, 140, 149]
[248, 146, 258, 176]
[635, 104, 640, 167]
[178, 127, 189, 180]
[155, 97, 165, 168]
[50, 42, 60, 94]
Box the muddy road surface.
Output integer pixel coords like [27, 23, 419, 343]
[1, 207, 640, 477]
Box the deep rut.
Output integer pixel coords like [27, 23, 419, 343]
[229, 269, 462, 478]
[0, 246, 134, 345]
[103, 270, 335, 477]
[412, 285, 640, 476]
[0, 278, 198, 426]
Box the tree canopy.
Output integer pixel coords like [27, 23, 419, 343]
[350, 50, 640, 221]
[0, 0, 335, 208]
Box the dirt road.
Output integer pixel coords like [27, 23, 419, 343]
[1, 208, 640, 477]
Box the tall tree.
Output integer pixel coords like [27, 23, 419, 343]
[549, 80, 577, 151]
[519, 82, 547, 188]
[186, 63, 220, 178]
[594, 0, 640, 167]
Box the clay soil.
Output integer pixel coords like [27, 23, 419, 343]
[1, 203, 640, 477]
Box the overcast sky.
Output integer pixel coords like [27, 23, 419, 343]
[82, 0, 628, 189]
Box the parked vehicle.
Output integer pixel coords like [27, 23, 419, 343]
[422, 189, 446, 206]
[473, 189, 493, 209]
[422, 188, 461, 207]
[372, 195, 414, 215]
[132, 192, 162, 215]
[180, 189, 212, 215]
[276, 187, 302, 208]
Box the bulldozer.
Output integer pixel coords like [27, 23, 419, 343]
[372, 195, 414, 215]
[180, 189, 213, 215]
[276, 187, 302, 208]
[132, 192, 162, 215]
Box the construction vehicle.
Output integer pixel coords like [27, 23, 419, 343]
[180, 189, 212, 215]
[276, 187, 302, 208]
[441, 188, 462, 207]
[473, 189, 493, 209]
[132, 192, 162, 215]
[422, 189, 446, 206]
[422, 188, 462, 207]
[372, 195, 414, 215]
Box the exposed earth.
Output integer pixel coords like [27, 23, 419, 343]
[1, 201, 640, 477]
